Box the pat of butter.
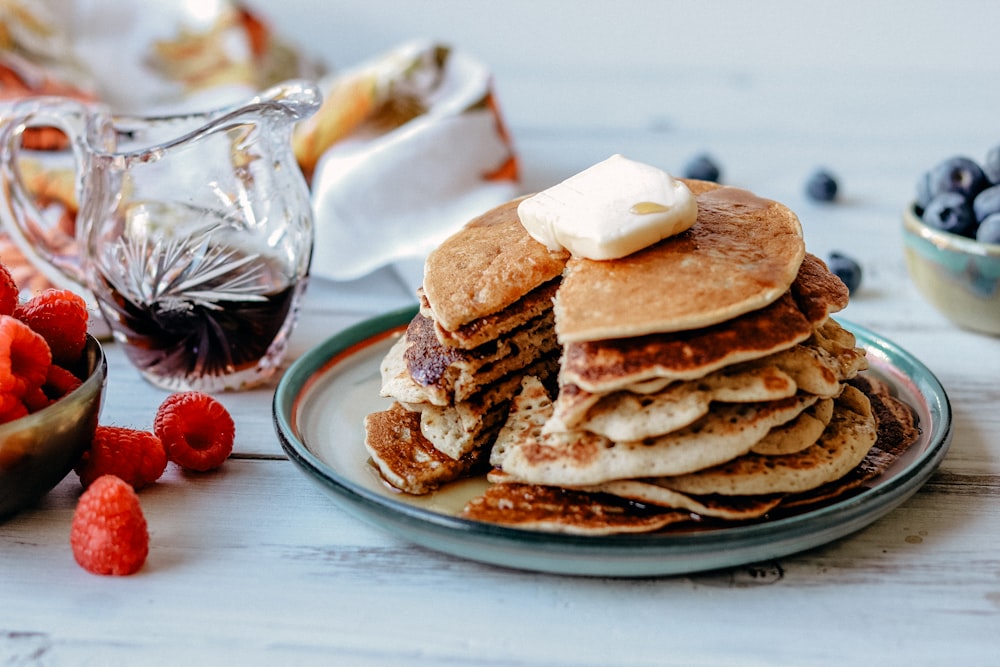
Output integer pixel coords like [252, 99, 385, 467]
[517, 154, 698, 260]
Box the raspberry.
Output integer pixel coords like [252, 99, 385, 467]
[14, 289, 88, 365]
[43, 363, 83, 400]
[70, 475, 149, 576]
[75, 425, 167, 490]
[0, 314, 51, 398]
[0, 262, 18, 316]
[154, 392, 235, 472]
[22, 385, 51, 413]
[0, 391, 27, 424]
[0, 355, 78, 424]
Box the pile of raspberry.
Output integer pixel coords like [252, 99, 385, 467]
[0, 263, 236, 577]
[0, 263, 90, 421]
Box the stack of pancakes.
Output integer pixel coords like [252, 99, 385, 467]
[364, 198, 568, 493]
[365, 179, 919, 534]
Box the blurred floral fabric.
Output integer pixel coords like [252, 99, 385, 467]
[0, 0, 307, 114]
[0, 0, 519, 291]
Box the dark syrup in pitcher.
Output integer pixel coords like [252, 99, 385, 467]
[107, 280, 297, 380]
[94, 241, 300, 386]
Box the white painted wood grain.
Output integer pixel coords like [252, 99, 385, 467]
[2, 461, 997, 665]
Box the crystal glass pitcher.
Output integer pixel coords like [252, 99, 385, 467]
[0, 80, 321, 392]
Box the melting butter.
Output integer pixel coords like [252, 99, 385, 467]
[517, 154, 698, 260]
[630, 201, 671, 215]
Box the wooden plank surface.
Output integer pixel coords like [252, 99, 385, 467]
[3, 1, 1000, 664]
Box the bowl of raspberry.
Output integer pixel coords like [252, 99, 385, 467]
[904, 149, 1000, 336]
[0, 278, 107, 518]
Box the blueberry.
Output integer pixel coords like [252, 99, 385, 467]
[924, 156, 989, 202]
[921, 192, 978, 238]
[805, 169, 839, 202]
[972, 184, 1000, 222]
[984, 144, 1000, 184]
[682, 154, 721, 182]
[915, 170, 933, 211]
[976, 213, 1000, 244]
[827, 252, 862, 294]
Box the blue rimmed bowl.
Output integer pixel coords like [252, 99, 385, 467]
[903, 204, 1000, 336]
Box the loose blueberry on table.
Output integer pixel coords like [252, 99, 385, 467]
[805, 169, 839, 202]
[682, 153, 722, 183]
[827, 252, 862, 294]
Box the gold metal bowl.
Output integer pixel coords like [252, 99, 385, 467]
[903, 204, 1000, 336]
[0, 335, 107, 517]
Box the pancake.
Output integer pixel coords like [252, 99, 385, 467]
[750, 397, 835, 455]
[489, 375, 553, 468]
[419, 279, 560, 350]
[780, 374, 920, 509]
[847, 375, 920, 462]
[749, 319, 868, 397]
[497, 394, 818, 487]
[484, 468, 783, 521]
[559, 254, 851, 394]
[459, 482, 692, 535]
[364, 402, 490, 495]
[582, 479, 783, 520]
[560, 293, 811, 394]
[466, 373, 916, 534]
[553, 318, 863, 434]
[404, 310, 558, 404]
[379, 335, 430, 404]
[382, 311, 558, 407]
[412, 398, 514, 462]
[560, 365, 798, 442]
[411, 355, 559, 460]
[791, 252, 852, 322]
[421, 197, 568, 332]
[554, 183, 806, 343]
[656, 385, 877, 496]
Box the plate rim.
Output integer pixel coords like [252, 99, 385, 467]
[273, 306, 953, 576]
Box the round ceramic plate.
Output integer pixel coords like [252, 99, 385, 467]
[273, 306, 953, 577]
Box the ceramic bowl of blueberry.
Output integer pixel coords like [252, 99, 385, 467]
[904, 149, 1000, 336]
[0, 334, 107, 518]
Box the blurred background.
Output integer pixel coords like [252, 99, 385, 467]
[246, 0, 1000, 192]
[246, 1, 996, 73]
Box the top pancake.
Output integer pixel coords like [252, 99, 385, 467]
[559, 253, 850, 394]
[421, 197, 569, 332]
[555, 181, 806, 343]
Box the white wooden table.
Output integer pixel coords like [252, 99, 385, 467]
[3, 2, 1000, 664]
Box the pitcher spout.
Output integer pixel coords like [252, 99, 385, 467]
[250, 79, 322, 122]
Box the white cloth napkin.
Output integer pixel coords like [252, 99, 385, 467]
[301, 41, 521, 291]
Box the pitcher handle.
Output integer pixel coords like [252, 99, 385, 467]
[0, 97, 93, 291]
